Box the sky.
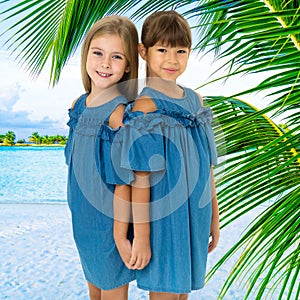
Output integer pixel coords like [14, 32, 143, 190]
[0, 1, 274, 141]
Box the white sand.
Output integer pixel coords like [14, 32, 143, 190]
[0, 203, 260, 299]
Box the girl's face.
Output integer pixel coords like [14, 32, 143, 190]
[139, 42, 190, 81]
[86, 34, 130, 94]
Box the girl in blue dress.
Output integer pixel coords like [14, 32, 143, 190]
[115, 11, 220, 300]
[64, 16, 138, 300]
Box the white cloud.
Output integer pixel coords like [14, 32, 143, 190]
[0, 109, 57, 128]
[0, 49, 84, 140]
[0, 82, 22, 111]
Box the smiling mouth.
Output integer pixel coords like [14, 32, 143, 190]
[97, 71, 112, 78]
[164, 68, 177, 73]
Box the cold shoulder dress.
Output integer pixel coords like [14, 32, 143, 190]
[64, 94, 135, 290]
[120, 86, 218, 293]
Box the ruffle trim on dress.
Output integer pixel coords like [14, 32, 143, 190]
[122, 105, 218, 166]
[97, 125, 124, 143]
[123, 106, 213, 130]
[67, 109, 123, 142]
[66, 108, 81, 129]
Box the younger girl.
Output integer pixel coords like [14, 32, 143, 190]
[65, 16, 138, 300]
[117, 11, 220, 300]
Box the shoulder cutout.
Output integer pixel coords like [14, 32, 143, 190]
[196, 92, 204, 107]
[108, 104, 125, 129]
[132, 95, 157, 113]
[71, 97, 79, 109]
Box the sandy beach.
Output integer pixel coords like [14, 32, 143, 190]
[0, 203, 258, 300]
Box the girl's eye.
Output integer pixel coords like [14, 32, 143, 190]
[93, 51, 103, 56]
[178, 50, 187, 54]
[157, 48, 167, 53]
[112, 55, 123, 60]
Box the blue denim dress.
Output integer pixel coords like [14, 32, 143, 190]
[65, 93, 135, 290]
[120, 86, 218, 293]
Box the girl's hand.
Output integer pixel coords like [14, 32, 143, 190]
[208, 217, 220, 253]
[129, 237, 151, 270]
[115, 237, 133, 269]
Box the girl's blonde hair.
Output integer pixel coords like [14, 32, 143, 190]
[81, 15, 138, 101]
[141, 10, 192, 49]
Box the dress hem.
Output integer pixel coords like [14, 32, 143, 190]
[136, 282, 205, 294]
[85, 275, 136, 291]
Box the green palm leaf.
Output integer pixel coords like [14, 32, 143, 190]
[188, 0, 300, 127]
[206, 95, 299, 299]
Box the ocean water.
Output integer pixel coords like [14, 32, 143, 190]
[0, 146, 67, 204]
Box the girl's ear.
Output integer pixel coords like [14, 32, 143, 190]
[138, 43, 147, 60]
[125, 64, 130, 73]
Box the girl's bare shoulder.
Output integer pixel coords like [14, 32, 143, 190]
[195, 91, 204, 106]
[71, 97, 79, 109]
[108, 104, 126, 129]
[132, 95, 157, 113]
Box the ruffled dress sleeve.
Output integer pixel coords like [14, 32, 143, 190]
[193, 108, 218, 166]
[96, 124, 135, 185]
[120, 109, 166, 172]
[64, 96, 86, 166]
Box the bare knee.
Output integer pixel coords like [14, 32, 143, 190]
[88, 282, 101, 300]
[179, 294, 188, 300]
[101, 284, 129, 300]
[150, 292, 185, 300]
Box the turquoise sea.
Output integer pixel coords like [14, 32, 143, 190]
[0, 146, 67, 204]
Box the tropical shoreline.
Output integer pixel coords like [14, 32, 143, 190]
[0, 143, 65, 147]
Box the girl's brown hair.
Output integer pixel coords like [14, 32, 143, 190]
[141, 10, 192, 49]
[81, 15, 138, 101]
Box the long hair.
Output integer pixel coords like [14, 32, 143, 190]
[81, 15, 138, 101]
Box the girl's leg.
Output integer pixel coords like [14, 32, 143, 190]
[149, 292, 188, 300]
[88, 281, 101, 300]
[179, 294, 188, 300]
[101, 283, 129, 300]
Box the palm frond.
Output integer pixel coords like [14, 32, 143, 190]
[186, 0, 300, 127]
[206, 95, 300, 299]
[1, 0, 65, 78]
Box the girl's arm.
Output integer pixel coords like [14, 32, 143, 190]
[127, 96, 156, 270]
[196, 93, 220, 252]
[208, 166, 220, 253]
[109, 104, 132, 268]
[113, 184, 132, 269]
[129, 171, 151, 270]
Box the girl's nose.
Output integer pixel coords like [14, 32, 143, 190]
[101, 62, 110, 69]
[101, 57, 111, 69]
[167, 52, 178, 64]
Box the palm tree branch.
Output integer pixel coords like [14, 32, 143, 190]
[262, 0, 300, 50]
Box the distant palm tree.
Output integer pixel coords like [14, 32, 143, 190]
[1, 1, 299, 298]
[16, 139, 26, 144]
[29, 132, 41, 144]
[41, 135, 51, 144]
[0, 134, 5, 143]
[4, 131, 16, 145]
[54, 134, 67, 144]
